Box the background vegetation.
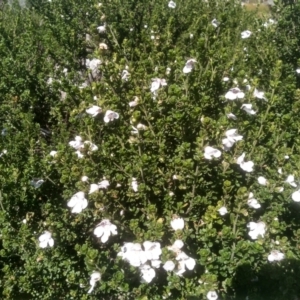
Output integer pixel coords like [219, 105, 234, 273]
[0, 0, 300, 299]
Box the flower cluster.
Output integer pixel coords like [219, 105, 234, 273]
[69, 136, 98, 158]
[93, 219, 118, 243]
[166, 240, 196, 276]
[117, 241, 162, 283]
[89, 178, 110, 194]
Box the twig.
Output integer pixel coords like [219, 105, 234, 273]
[0, 190, 5, 211]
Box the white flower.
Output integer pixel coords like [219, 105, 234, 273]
[268, 18, 277, 25]
[99, 42, 108, 49]
[222, 129, 243, 150]
[118, 243, 147, 267]
[98, 178, 110, 189]
[129, 99, 139, 107]
[75, 150, 84, 159]
[168, 240, 184, 253]
[47, 77, 53, 85]
[81, 176, 89, 182]
[104, 110, 119, 123]
[223, 76, 230, 82]
[245, 83, 251, 90]
[166, 67, 171, 75]
[174, 253, 196, 276]
[211, 19, 219, 28]
[222, 138, 234, 150]
[50, 151, 57, 157]
[83, 141, 98, 152]
[183, 59, 197, 74]
[204, 146, 222, 160]
[225, 87, 245, 100]
[263, 18, 277, 27]
[190, 33, 194, 39]
[285, 175, 297, 187]
[207, 291, 218, 300]
[69, 136, 83, 150]
[93, 219, 118, 243]
[168, 0, 176, 8]
[150, 78, 167, 94]
[276, 187, 284, 193]
[218, 206, 228, 216]
[258, 176, 268, 186]
[241, 30, 252, 39]
[87, 271, 101, 294]
[137, 123, 148, 130]
[140, 264, 156, 283]
[241, 104, 256, 115]
[248, 192, 261, 209]
[236, 153, 254, 173]
[67, 191, 88, 213]
[86, 105, 102, 117]
[79, 82, 88, 89]
[30, 178, 44, 188]
[175, 260, 186, 276]
[97, 24, 106, 33]
[292, 190, 300, 202]
[227, 113, 237, 120]
[176, 251, 196, 271]
[121, 69, 130, 81]
[240, 161, 254, 172]
[268, 250, 284, 262]
[247, 221, 266, 240]
[143, 241, 162, 260]
[131, 126, 139, 135]
[236, 153, 246, 165]
[278, 168, 282, 174]
[38, 231, 54, 248]
[0, 149, 7, 157]
[253, 88, 267, 101]
[86, 58, 101, 71]
[296, 68, 300, 74]
[131, 178, 138, 192]
[151, 260, 162, 268]
[131, 124, 148, 134]
[89, 183, 99, 194]
[163, 260, 175, 271]
[171, 217, 184, 231]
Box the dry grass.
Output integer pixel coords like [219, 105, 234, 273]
[243, 3, 271, 16]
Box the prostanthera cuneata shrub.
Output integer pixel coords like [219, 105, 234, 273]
[1, 0, 300, 299]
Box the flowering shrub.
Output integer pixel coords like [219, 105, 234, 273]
[1, 0, 300, 299]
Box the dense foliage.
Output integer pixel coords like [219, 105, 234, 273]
[1, 0, 300, 299]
